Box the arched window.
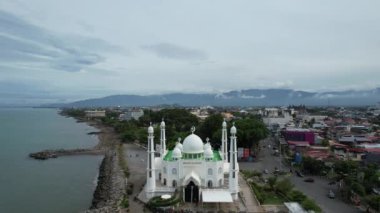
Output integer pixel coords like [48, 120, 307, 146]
[172, 180, 177, 187]
[207, 180, 213, 188]
[163, 178, 167, 186]
[159, 173, 162, 180]
[208, 168, 213, 175]
[172, 168, 177, 175]
[218, 167, 222, 174]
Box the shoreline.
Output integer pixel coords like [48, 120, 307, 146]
[82, 119, 128, 212]
[31, 112, 128, 212]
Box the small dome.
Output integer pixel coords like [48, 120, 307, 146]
[222, 120, 227, 127]
[148, 126, 154, 134]
[230, 126, 237, 134]
[204, 142, 211, 150]
[175, 142, 183, 152]
[182, 134, 204, 153]
[172, 147, 182, 158]
[204, 148, 213, 158]
[160, 120, 165, 127]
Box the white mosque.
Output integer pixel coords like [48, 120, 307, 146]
[144, 120, 239, 203]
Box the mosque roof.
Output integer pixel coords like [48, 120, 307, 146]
[182, 134, 204, 153]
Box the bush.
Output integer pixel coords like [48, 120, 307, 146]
[250, 182, 266, 203]
[120, 196, 129, 208]
[275, 178, 294, 195]
[147, 195, 181, 208]
[366, 195, 380, 211]
[301, 198, 321, 212]
[289, 190, 307, 202]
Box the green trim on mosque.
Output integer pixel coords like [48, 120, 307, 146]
[163, 150, 222, 162]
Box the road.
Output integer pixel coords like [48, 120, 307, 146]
[239, 137, 361, 213]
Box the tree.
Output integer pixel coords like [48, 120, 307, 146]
[302, 157, 326, 175]
[235, 117, 268, 149]
[351, 182, 366, 196]
[198, 114, 223, 146]
[321, 139, 329, 147]
[366, 195, 380, 211]
[334, 160, 359, 176]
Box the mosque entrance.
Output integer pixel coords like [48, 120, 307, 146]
[184, 181, 199, 203]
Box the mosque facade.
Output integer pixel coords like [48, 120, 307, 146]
[145, 120, 239, 203]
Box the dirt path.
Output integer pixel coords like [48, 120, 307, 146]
[123, 143, 148, 213]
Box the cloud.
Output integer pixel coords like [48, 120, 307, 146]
[141, 42, 207, 60]
[0, 10, 121, 72]
[241, 94, 266, 99]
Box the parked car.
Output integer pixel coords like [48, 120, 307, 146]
[328, 190, 335, 199]
[296, 170, 304, 177]
[304, 178, 315, 183]
[328, 181, 336, 185]
[263, 169, 269, 174]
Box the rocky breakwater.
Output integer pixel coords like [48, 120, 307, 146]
[85, 149, 127, 213]
[29, 148, 104, 160]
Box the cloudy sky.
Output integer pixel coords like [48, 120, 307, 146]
[1, 0, 380, 105]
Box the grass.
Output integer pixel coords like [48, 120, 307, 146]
[263, 192, 286, 205]
[117, 143, 130, 177]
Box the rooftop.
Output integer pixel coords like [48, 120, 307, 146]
[163, 150, 222, 162]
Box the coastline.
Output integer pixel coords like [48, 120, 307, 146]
[83, 120, 128, 212]
[37, 113, 129, 212]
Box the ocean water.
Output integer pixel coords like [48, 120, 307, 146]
[0, 108, 103, 213]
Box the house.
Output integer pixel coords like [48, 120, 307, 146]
[119, 109, 144, 121]
[85, 110, 106, 118]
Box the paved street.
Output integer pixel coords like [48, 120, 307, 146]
[240, 137, 361, 213]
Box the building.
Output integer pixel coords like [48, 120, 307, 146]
[284, 202, 307, 213]
[119, 109, 144, 121]
[282, 128, 316, 145]
[262, 108, 293, 129]
[85, 110, 106, 118]
[144, 120, 239, 203]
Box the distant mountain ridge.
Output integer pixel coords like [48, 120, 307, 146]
[55, 88, 380, 107]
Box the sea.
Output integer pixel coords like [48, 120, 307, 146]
[0, 108, 103, 213]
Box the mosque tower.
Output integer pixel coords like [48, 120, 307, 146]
[229, 124, 239, 200]
[160, 120, 166, 157]
[145, 123, 156, 199]
[221, 119, 228, 163]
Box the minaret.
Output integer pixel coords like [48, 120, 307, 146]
[221, 119, 228, 163]
[160, 119, 166, 157]
[229, 124, 239, 200]
[146, 123, 156, 199]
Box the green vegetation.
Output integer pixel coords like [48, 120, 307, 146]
[117, 144, 130, 177]
[61, 108, 86, 117]
[62, 108, 268, 155]
[365, 195, 380, 211]
[120, 195, 129, 208]
[242, 170, 321, 212]
[321, 139, 329, 147]
[300, 156, 380, 208]
[301, 157, 327, 175]
[234, 116, 268, 150]
[198, 114, 223, 143]
[147, 192, 181, 209]
[301, 198, 322, 212]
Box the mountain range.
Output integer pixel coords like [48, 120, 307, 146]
[48, 88, 380, 108]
